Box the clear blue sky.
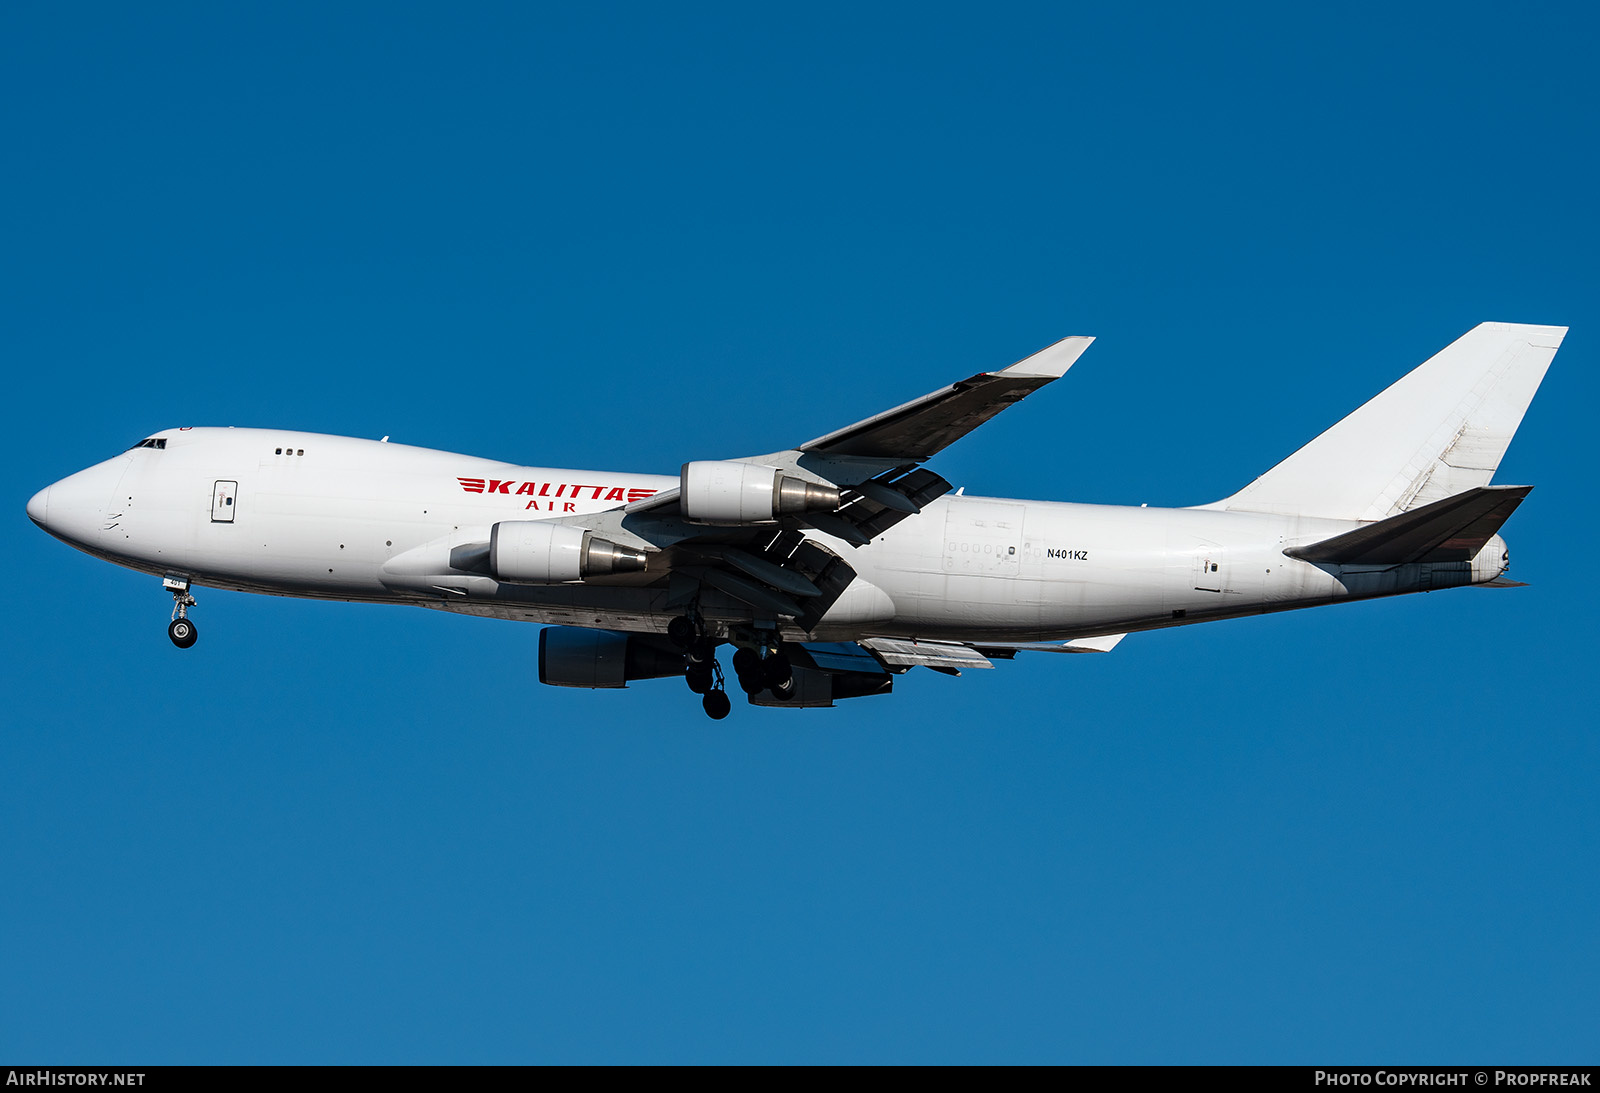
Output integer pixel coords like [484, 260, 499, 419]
[3, 1, 1596, 1063]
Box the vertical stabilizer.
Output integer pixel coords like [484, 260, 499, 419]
[1209, 322, 1565, 521]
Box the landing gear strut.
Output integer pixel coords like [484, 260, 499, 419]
[684, 637, 716, 693]
[691, 651, 730, 720]
[673, 612, 731, 719]
[679, 635, 730, 719]
[165, 575, 198, 649]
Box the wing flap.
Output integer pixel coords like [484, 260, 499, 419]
[793, 641, 887, 673]
[860, 638, 996, 670]
[713, 546, 823, 597]
[807, 467, 954, 544]
[687, 566, 805, 618]
[973, 633, 1128, 656]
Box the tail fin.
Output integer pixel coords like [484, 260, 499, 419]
[1209, 322, 1565, 521]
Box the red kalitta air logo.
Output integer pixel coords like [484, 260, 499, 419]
[458, 477, 656, 513]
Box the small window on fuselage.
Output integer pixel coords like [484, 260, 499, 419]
[128, 438, 167, 450]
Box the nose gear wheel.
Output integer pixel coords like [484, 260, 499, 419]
[165, 577, 198, 649]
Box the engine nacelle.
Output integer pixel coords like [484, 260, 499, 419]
[490, 521, 647, 583]
[680, 460, 841, 525]
[538, 628, 686, 689]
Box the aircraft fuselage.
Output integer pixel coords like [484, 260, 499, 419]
[29, 426, 1508, 645]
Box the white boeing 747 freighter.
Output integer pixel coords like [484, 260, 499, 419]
[28, 322, 1563, 717]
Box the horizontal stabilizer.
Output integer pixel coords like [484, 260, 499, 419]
[1284, 485, 1530, 566]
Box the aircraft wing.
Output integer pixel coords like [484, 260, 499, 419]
[546, 336, 1093, 629]
[620, 333, 1093, 531]
[796, 335, 1095, 460]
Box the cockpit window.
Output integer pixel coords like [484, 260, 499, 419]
[128, 438, 167, 450]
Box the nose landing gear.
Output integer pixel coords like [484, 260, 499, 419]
[164, 575, 198, 649]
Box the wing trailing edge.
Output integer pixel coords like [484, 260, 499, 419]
[974, 633, 1128, 656]
[860, 637, 996, 671]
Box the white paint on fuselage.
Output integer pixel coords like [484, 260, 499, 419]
[30, 426, 1503, 643]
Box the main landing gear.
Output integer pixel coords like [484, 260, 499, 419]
[671, 614, 731, 720]
[732, 646, 794, 700]
[164, 575, 198, 649]
[702, 688, 731, 721]
[670, 614, 798, 719]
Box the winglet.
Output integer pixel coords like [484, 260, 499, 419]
[997, 335, 1095, 379]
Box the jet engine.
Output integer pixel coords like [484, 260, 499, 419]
[680, 461, 840, 525]
[538, 628, 686, 689]
[490, 521, 647, 583]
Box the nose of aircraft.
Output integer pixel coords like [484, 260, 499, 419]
[27, 485, 50, 528]
[28, 456, 127, 548]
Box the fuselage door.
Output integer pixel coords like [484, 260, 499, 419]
[211, 480, 238, 523]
